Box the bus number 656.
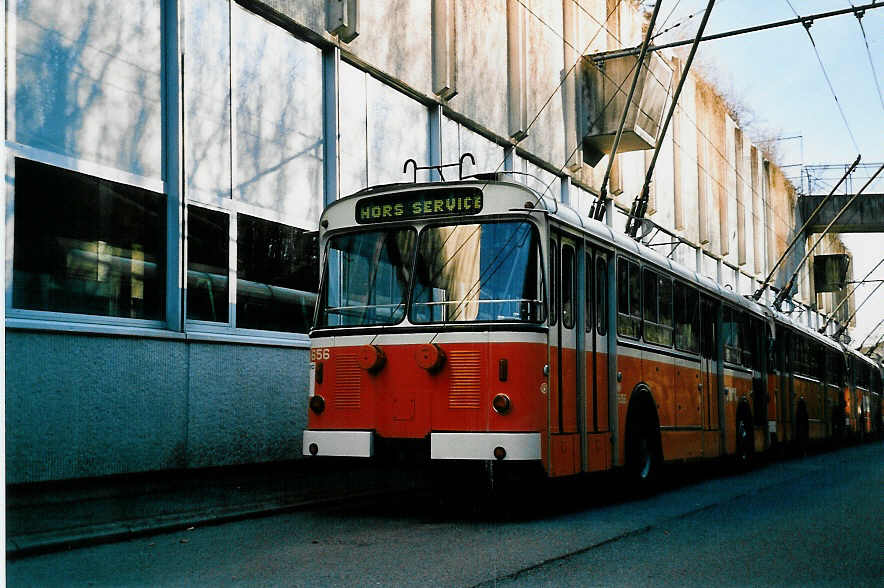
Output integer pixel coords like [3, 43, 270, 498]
[310, 348, 330, 362]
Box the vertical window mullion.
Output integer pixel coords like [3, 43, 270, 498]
[229, 210, 237, 328]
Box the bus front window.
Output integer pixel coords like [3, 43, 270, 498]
[318, 229, 416, 327]
[411, 221, 544, 324]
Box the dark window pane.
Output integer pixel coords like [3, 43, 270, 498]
[321, 228, 415, 327]
[187, 206, 229, 322]
[585, 253, 593, 333]
[659, 277, 673, 328]
[617, 258, 629, 317]
[618, 259, 640, 339]
[629, 262, 641, 318]
[549, 240, 558, 326]
[562, 245, 575, 329]
[236, 214, 318, 332]
[596, 258, 607, 336]
[675, 283, 699, 353]
[643, 269, 658, 324]
[12, 158, 165, 319]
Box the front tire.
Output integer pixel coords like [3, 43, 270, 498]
[626, 411, 662, 492]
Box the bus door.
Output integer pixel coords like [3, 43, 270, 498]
[548, 230, 580, 477]
[584, 246, 611, 472]
[699, 295, 721, 456]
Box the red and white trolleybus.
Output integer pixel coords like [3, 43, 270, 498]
[302, 174, 882, 487]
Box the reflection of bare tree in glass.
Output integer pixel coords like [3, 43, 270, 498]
[232, 12, 323, 227]
[14, 1, 162, 177]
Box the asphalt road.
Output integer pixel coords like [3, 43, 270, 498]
[8, 442, 883, 587]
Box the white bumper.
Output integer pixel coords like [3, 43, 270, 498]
[430, 432, 541, 461]
[303, 430, 373, 457]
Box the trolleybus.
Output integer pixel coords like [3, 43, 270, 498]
[302, 173, 882, 488]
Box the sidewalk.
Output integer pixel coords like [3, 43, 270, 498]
[6, 458, 424, 558]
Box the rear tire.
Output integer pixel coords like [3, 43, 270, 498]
[736, 413, 754, 468]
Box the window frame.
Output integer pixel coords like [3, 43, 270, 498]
[616, 256, 642, 339]
[8, 155, 169, 327]
[596, 256, 608, 336]
[642, 268, 673, 347]
[674, 281, 699, 353]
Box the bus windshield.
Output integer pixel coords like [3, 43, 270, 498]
[410, 221, 544, 324]
[317, 228, 416, 327]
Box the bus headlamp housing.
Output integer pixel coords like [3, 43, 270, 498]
[492, 394, 511, 415]
[309, 395, 326, 414]
[358, 344, 387, 373]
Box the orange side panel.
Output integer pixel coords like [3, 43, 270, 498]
[675, 365, 702, 427]
[561, 347, 579, 433]
[586, 432, 611, 472]
[596, 352, 609, 432]
[644, 355, 676, 427]
[661, 429, 704, 461]
[702, 429, 722, 458]
[549, 433, 580, 477]
[549, 346, 560, 433]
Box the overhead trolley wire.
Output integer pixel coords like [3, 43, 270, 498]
[595, 2, 884, 61]
[819, 255, 884, 333]
[785, 0, 861, 153]
[853, 4, 884, 114]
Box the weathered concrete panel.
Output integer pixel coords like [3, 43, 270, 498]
[249, 0, 326, 37]
[5, 332, 188, 484]
[452, 0, 509, 139]
[346, 0, 432, 96]
[520, 0, 566, 168]
[186, 342, 308, 468]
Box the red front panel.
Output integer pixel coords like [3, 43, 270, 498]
[308, 340, 547, 438]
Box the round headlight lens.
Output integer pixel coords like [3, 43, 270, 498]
[492, 394, 511, 415]
[309, 395, 326, 414]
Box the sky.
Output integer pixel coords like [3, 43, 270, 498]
[652, 0, 884, 352]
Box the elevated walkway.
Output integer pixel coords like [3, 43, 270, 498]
[797, 193, 884, 234]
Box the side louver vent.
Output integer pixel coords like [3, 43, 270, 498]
[335, 353, 361, 409]
[449, 350, 481, 409]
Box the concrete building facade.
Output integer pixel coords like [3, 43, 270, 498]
[4, 0, 849, 484]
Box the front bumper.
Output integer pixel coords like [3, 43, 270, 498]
[430, 432, 541, 460]
[303, 430, 373, 457]
[303, 430, 542, 461]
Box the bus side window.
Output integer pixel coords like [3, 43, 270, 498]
[585, 252, 594, 333]
[549, 239, 557, 326]
[596, 257, 607, 336]
[617, 258, 640, 338]
[562, 244, 575, 329]
[700, 296, 717, 360]
[674, 282, 699, 353]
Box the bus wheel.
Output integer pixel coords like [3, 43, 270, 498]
[736, 413, 754, 468]
[626, 410, 662, 492]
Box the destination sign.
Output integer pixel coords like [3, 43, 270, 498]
[355, 189, 483, 224]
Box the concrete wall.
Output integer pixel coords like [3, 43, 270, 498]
[6, 330, 307, 484]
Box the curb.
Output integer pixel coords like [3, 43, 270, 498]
[6, 488, 413, 559]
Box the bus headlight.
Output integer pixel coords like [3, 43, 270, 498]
[358, 344, 387, 373]
[309, 395, 326, 414]
[492, 394, 511, 415]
